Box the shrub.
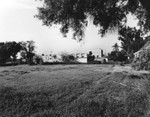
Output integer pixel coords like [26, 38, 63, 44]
[132, 49, 150, 70]
[61, 53, 76, 63]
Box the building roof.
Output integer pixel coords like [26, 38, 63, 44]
[140, 40, 150, 50]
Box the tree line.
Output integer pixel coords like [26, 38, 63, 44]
[0, 40, 36, 65]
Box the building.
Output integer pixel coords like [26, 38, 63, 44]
[75, 49, 105, 63]
[75, 53, 87, 63]
[91, 49, 103, 58]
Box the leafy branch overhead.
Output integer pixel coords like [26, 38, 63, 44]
[118, 26, 145, 56]
[36, 0, 150, 40]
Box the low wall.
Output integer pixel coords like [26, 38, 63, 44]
[76, 58, 87, 63]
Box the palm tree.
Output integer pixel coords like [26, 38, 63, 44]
[112, 43, 119, 52]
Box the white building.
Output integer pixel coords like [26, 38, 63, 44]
[75, 53, 87, 63]
[91, 49, 103, 58]
[75, 49, 104, 63]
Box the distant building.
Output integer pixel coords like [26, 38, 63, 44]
[75, 53, 87, 63]
[74, 49, 105, 63]
[41, 49, 106, 64]
[91, 49, 103, 58]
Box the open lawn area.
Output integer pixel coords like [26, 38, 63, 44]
[0, 64, 150, 117]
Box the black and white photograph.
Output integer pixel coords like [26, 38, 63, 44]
[0, 0, 150, 116]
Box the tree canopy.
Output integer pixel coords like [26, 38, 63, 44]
[36, 0, 150, 40]
[112, 43, 120, 52]
[0, 42, 10, 64]
[108, 50, 128, 62]
[118, 26, 146, 57]
[20, 41, 36, 65]
[6, 42, 22, 63]
[0, 42, 22, 64]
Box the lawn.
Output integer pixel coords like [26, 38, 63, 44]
[0, 64, 150, 117]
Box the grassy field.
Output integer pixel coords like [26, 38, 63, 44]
[0, 64, 150, 117]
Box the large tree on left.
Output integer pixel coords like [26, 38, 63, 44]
[0, 42, 10, 64]
[0, 42, 22, 64]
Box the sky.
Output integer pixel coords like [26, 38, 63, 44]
[0, 0, 138, 55]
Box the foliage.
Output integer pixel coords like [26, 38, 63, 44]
[53, 54, 57, 59]
[112, 43, 120, 52]
[33, 54, 43, 65]
[132, 49, 150, 70]
[20, 51, 27, 60]
[20, 41, 36, 65]
[61, 52, 76, 63]
[6, 42, 22, 63]
[87, 51, 95, 63]
[0, 42, 22, 64]
[36, 0, 150, 40]
[108, 50, 128, 62]
[0, 42, 10, 64]
[118, 26, 145, 58]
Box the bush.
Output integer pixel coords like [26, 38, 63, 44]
[132, 49, 150, 70]
[61, 53, 77, 63]
[108, 51, 128, 63]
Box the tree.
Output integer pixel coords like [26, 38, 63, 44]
[6, 42, 22, 64]
[118, 50, 128, 62]
[61, 52, 76, 63]
[53, 54, 57, 59]
[0, 42, 10, 64]
[112, 43, 120, 52]
[118, 26, 145, 58]
[36, 0, 150, 40]
[108, 50, 127, 62]
[33, 54, 43, 64]
[20, 41, 35, 65]
[108, 51, 119, 62]
[87, 51, 95, 63]
[0, 42, 22, 65]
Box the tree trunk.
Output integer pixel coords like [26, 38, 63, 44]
[12, 55, 16, 66]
